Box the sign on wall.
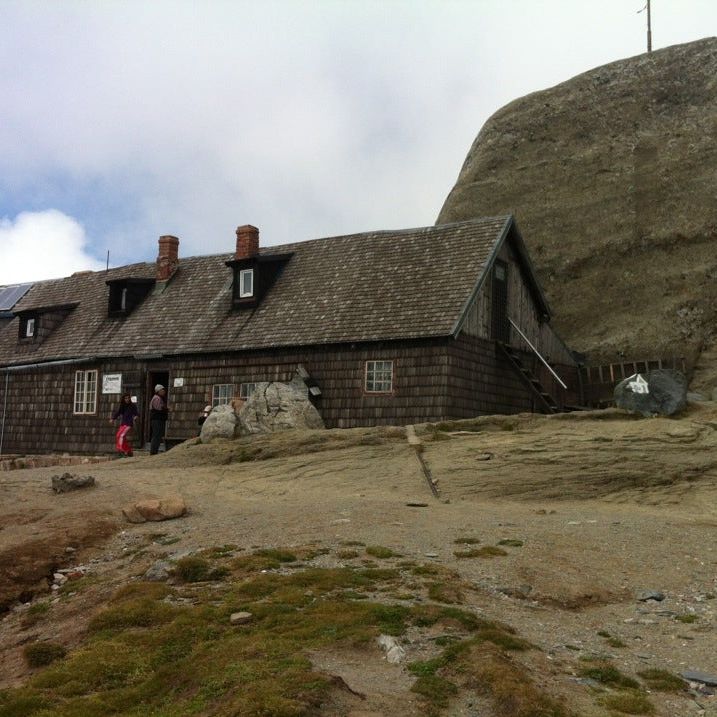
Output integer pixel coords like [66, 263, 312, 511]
[173, 377, 185, 387]
[102, 373, 122, 394]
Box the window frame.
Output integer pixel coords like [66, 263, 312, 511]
[73, 369, 98, 415]
[239, 269, 254, 298]
[211, 383, 235, 407]
[25, 317, 36, 337]
[239, 382, 257, 400]
[364, 360, 394, 394]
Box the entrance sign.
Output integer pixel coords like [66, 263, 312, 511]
[102, 373, 122, 394]
[173, 377, 185, 387]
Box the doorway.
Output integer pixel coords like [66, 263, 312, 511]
[491, 260, 510, 343]
[145, 370, 169, 447]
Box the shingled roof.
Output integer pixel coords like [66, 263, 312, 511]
[0, 216, 549, 367]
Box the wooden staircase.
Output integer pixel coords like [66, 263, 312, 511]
[497, 342, 560, 414]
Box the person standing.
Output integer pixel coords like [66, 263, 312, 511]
[109, 393, 139, 457]
[149, 384, 168, 455]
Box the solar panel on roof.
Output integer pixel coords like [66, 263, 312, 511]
[0, 283, 33, 311]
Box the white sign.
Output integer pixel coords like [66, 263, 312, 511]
[627, 373, 649, 394]
[102, 373, 122, 394]
[173, 377, 185, 387]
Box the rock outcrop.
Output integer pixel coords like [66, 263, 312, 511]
[438, 38, 717, 380]
[614, 369, 687, 417]
[238, 377, 324, 436]
[199, 376, 324, 443]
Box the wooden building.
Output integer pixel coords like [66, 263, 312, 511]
[0, 216, 580, 455]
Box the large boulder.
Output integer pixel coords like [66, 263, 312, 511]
[614, 369, 687, 417]
[200, 404, 239, 442]
[238, 376, 324, 436]
[437, 38, 717, 368]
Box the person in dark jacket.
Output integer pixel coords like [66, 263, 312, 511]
[109, 393, 139, 457]
[149, 384, 168, 455]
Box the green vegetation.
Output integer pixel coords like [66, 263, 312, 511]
[21, 602, 51, 628]
[601, 691, 655, 714]
[454, 546, 508, 558]
[578, 661, 639, 689]
[23, 643, 67, 668]
[173, 556, 229, 583]
[0, 548, 572, 717]
[637, 668, 687, 692]
[365, 545, 400, 559]
[497, 539, 524, 547]
[336, 549, 360, 560]
[675, 613, 698, 623]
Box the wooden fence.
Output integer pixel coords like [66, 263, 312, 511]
[580, 357, 687, 408]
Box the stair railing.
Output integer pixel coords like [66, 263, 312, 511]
[507, 317, 567, 389]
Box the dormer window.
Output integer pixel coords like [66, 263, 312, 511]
[19, 313, 38, 340]
[239, 269, 254, 298]
[107, 278, 155, 317]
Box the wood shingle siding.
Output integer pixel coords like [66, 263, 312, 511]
[0, 216, 581, 454]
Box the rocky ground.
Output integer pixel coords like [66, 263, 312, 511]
[1, 405, 717, 715]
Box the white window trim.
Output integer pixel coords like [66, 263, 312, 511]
[212, 383, 234, 407]
[365, 360, 394, 394]
[25, 318, 35, 337]
[73, 369, 98, 414]
[239, 269, 254, 298]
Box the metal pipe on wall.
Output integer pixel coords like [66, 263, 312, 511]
[0, 371, 9, 457]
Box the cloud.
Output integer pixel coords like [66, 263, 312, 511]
[0, 210, 104, 283]
[0, 1, 715, 267]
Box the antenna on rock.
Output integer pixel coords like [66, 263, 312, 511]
[637, 0, 652, 53]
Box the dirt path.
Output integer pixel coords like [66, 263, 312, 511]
[2, 408, 717, 715]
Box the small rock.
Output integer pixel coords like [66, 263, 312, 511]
[377, 634, 405, 664]
[637, 590, 666, 602]
[424, 552, 439, 558]
[405, 502, 428, 507]
[144, 561, 172, 582]
[51, 473, 96, 493]
[52, 573, 67, 585]
[122, 496, 188, 523]
[682, 671, 717, 687]
[230, 611, 253, 625]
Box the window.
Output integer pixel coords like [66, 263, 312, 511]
[239, 382, 257, 400]
[212, 383, 234, 407]
[239, 269, 254, 298]
[74, 370, 98, 414]
[25, 318, 35, 337]
[120, 287, 128, 311]
[365, 360, 393, 393]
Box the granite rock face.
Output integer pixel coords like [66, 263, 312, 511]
[199, 377, 324, 443]
[238, 377, 324, 436]
[438, 38, 717, 374]
[200, 404, 238, 442]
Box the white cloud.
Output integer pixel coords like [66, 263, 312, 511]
[0, 210, 104, 283]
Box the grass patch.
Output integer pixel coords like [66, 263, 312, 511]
[173, 556, 229, 583]
[601, 691, 655, 714]
[454, 546, 508, 558]
[578, 661, 639, 689]
[411, 563, 441, 576]
[339, 540, 365, 547]
[23, 642, 66, 668]
[427, 582, 464, 604]
[637, 668, 687, 692]
[20, 602, 51, 628]
[336, 549, 360, 560]
[453, 536, 481, 544]
[497, 539, 524, 547]
[0, 550, 567, 717]
[675, 613, 698, 623]
[366, 545, 399, 559]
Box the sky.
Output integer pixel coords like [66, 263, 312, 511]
[1, 0, 715, 283]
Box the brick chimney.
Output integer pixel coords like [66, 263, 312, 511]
[235, 225, 259, 260]
[157, 235, 179, 282]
